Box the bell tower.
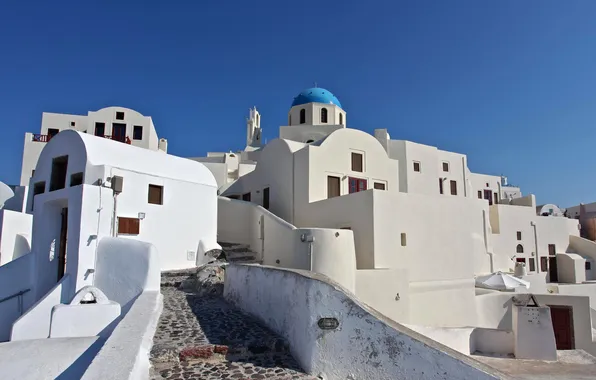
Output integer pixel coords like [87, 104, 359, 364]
[246, 107, 262, 148]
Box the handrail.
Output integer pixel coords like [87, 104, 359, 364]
[0, 289, 31, 316]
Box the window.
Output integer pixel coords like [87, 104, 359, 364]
[48, 128, 59, 139]
[493, 192, 498, 204]
[348, 177, 367, 194]
[95, 122, 105, 137]
[450, 180, 457, 195]
[133, 125, 143, 140]
[516, 257, 526, 264]
[116, 111, 125, 120]
[477, 190, 482, 199]
[516, 244, 524, 253]
[439, 179, 444, 194]
[70, 121, 75, 127]
[242, 192, 251, 202]
[351, 152, 363, 172]
[401, 233, 407, 247]
[263, 187, 270, 209]
[148, 185, 163, 205]
[586, 261, 592, 270]
[299, 109, 306, 124]
[288, 115, 292, 125]
[485, 182, 489, 187]
[327, 176, 340, 198]
[541, 257, 548, 272]
[50, 155, 68, 191]
[321, 108, 328, 123]
[413, 161, 421, 172]
[516, 231, 522, 240]
[442, 162, 449, 172]
[529, 258, 536, 271]
[118, 217, 140, 235]
[31, 181, 46, 211]
[548, 244, 556, 256]
[374, 182, 386, 190]
[339, 113, 343, 125]
[32, 170, 35, 177]
[70, 172, 83, 186]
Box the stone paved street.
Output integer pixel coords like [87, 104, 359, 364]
[150, 262, 318, 380]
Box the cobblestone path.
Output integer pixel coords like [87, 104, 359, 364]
[150, 262, 318, 380]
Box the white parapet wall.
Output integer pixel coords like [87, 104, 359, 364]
[224, 264, 509, 380]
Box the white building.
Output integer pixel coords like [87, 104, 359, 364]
[19, 106, 168, 186]
[209, 87, 596, 354]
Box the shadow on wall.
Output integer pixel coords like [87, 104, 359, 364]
[12, 234, 31, 261]
[224, 264, 507, 380]
[181, 292, 304, 371]
[94, 237, 161, 315]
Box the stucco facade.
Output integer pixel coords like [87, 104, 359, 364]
[19, 106, 168, 186]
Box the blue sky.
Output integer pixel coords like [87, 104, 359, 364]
[1, 0, 595, 206]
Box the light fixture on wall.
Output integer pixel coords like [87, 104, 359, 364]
[138, 212, 146, 220]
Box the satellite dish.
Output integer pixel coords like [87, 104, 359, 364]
[0, 181, 15, 210]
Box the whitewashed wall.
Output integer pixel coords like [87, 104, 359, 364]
[224, 265, 504, 380]
[0, 254, 35, 341]
[0, 210, 32, 266]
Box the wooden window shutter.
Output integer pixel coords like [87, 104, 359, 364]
[327, 176, 340, 198]
[118, 217, 140, 235]
[351, 153, 363, 172]
[148, 185, 163, 205]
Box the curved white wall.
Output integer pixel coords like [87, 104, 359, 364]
[224, 265, 504, 380]
[309, 228, 356, 293]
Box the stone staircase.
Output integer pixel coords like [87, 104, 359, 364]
[151, 263, 316, 380]
[217, 242, 261, 264]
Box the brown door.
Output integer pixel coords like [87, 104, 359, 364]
[549, 256, 558, 282]
[549, 306, 574, 350]
[327, 176, 340, 198]
[548, 244, 556, 256]
[58, 207, 68, 281]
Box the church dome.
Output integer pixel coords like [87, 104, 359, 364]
[291, 87, 342, 109]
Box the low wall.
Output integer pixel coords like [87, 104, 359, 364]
[94, 237, 161, 314]
[224, 264, 507, 380]
[0, 253, 35, 341]
[12, 274, 70, 341]
[218, 197, 357, 292]
[402, 325, 514, 357]
[81, 291, 163, 380]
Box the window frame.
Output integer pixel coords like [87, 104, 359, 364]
[321, 108, 328, 123]
[373, 182, 386, 190]
[450, 180, 457, 195]
[348, 177, 367, 194]
[413, 161, 421, 172]
[115, 111, 125, 120]
[133, 125, 143, 140]
[442, 162, 449, 172]
[95, 122, 106, 137]
[327, 176, 341, 198]
[263, 187, 270, 209]
[351, 152, 363, 172]
[118, 217, 140, 235]
[148, 184, 164, 205]
[299, 109, 306, 124]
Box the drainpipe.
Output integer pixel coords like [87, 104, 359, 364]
[531, 221, 539, 273]
[112, 193, 118, 237]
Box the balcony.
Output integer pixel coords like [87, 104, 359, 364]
[32, 133, 131, 144]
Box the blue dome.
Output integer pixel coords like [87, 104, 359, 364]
[291, 87, 342, 109]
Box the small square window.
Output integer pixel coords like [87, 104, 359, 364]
[516, 231, 522, 240]
[133, 125, 143, 140]
[413, 161, 421, 172]
[486, 183, 489, 187]
[148, 184, 163, 205]
[401, 233, 407, 247]
[116, 111, 125, 120]
[118, 217, 140, 235]
[477, 190, 482, 199]
[374, 182, 386, 190]
[442, 162, 449, 172]
[70, 121, 75, 127]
